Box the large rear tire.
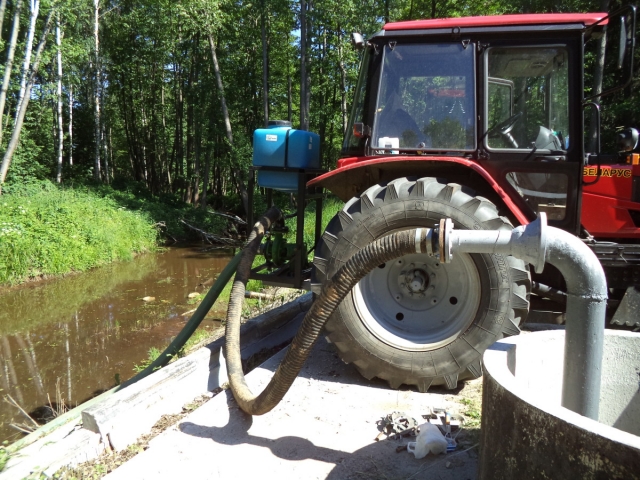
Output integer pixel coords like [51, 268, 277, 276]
[312, 177, 530, 391]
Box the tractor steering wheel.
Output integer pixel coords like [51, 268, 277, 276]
[487, 112, 523, 148]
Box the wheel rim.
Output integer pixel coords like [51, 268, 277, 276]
[353, 252, 481, 352]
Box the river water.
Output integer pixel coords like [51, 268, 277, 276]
[0, 246, 232, 444]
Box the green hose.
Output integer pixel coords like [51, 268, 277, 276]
[121, 250, 242, 388]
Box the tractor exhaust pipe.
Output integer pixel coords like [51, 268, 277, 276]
[439, 213, 607, 420]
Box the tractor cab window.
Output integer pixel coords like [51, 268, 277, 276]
[486, 46, 569, 152]
[373, 43, 475, 152]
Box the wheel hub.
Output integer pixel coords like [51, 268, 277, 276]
[401, 264, 429, 295]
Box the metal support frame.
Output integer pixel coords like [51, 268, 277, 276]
[247, 166, 325, 289]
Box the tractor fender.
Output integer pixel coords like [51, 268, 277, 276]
[308, 156, 530, 226]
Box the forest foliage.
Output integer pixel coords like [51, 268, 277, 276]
[0, 0, 634, 208]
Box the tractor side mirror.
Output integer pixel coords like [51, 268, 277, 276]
[617, 127, 639, 152]
[353, 122, 371, 138]
[352, 33, 365, 50]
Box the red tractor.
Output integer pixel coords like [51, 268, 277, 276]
[298, 10, 640, 392]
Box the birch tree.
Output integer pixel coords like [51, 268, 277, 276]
[299, 0, 308, 130]
[261, 0, 269, 128]
[207, 34, 232, 146]
[0, 0, 24, 146]
[15, 0, 40, 118]
[68, 85, 73, 166]
[0, 0, 7, 40]
[93, 0, 102, 181]
[56, 13, 64, 183]
[0, 10, 54, 192]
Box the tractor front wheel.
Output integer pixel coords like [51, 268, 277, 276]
[312, 177, 530, 391]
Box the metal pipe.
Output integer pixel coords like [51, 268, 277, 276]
[439, 213, 607, 420]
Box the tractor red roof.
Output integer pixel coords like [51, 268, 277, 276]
[384, 13, 606, 31]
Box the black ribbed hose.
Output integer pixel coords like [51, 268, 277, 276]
[225, 208, 432, 415]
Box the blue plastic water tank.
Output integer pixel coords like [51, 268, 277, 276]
[253, 120, 320, 192]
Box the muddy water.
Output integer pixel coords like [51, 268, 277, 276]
[0, 246, 233, 444]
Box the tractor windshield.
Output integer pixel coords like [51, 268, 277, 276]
[372, 43, 476, 152]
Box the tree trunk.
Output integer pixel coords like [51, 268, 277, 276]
[208, 34, 232, 145]
[0, 0, 23, 146]
[287, 33, 292, 123]
[68, 84, 73, 165]
[102, 114, 109, 183]
[108, 126, 113, 179]
[261, 0, 269, 127]
[232, 167, 249, 216]
[193, 128, 201, 204]
[0, 0, 7, 36]
[55, 14, 63, 183]
[0, 10, 53, 192]
[93, 0, 102, 181]
[161, 83, 169, 187]
[338, 28, 348, 134]
[201, 148, 210, 209]
[299, 0, 308, 130]
[287, 74, 292, 123]
[15, 0, 39, 117]
[305, 0, 312, 129]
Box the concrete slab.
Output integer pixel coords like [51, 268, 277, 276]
[104, 342, 478, 480]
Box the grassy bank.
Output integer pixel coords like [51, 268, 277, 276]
[0, 184, 158, 285]
[0, 179, 235, 286]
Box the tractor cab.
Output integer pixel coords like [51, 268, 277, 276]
[328, 11, 636, 236]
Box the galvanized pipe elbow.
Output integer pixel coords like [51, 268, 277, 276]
[440, 213, 607, 420]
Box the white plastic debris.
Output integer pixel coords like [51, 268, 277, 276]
[407, 422, 448, 458]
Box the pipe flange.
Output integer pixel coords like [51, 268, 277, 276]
[439, 218, 454, 263]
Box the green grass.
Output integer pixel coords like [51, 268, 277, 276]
[0, 184, 158, 285]
[132, 347, 162, 373]
[460, 397, 482, 428]
[0, 447, 9, 472]
[284, 195, 344, 257]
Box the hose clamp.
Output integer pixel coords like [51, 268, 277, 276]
[415, 228, 434, 256]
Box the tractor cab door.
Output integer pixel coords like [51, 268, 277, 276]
[480, 7, 636, 235]
[480, 42, 581, 233]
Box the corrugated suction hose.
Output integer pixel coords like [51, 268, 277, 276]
[225, 207, 433, 415]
